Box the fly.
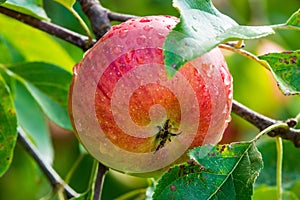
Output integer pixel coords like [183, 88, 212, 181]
[154, 119, 182, 153]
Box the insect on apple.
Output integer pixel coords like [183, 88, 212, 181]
[154, 119, 182, 153]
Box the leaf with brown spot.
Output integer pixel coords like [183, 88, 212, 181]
[259, 50, 300, 95]
[153, 142, 263, 200]
[0, 72, 17, 177]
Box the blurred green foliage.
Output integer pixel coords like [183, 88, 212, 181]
[0, 0, 299, 199]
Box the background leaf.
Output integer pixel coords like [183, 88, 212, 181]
[4, 62, 73, 130]
[163, 0, 274, 77]
[153, 142, 263, 200]
[0, 73, 17, 177]
[13, 81, 53, 164]
[259, 50, 300, 95]
[1, 0, 49, 20]
[253, 185, 298, 200]
[286, 9, 300, 28]
[256, 139, 300, 188]
[0, 0, 6, 5]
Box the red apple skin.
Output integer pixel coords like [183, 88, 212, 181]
[69, 16, 233, 176]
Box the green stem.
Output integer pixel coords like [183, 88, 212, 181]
[271, 23, 300, 31]
[68, 7, 93, 45]
[251, 122, 289, 142]
[218, 44, 271, 71]
[86, 159, 99, 200]
[64, 153, 85, 184]
[276, 136, 283, 200]
[295, 113, 300, 124]
[115, 188, 147, 200]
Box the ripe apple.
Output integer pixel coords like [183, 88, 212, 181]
[69, 15, 233, 177]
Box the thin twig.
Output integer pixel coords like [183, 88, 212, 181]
[0, 6, 94, 51]
[17, 127, 79, 199]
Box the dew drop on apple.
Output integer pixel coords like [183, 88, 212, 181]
[156, 32, 165, 39]
[136, 35, 146, 45]
[206, 64, 214, 78]
[112, 45, 124, 55]
[143, 25, 154, 31]
[139, 18, 151, 23]
[119, 28, 129, 38]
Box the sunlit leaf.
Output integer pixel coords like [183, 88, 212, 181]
[153, 142, 263, 200]
[54, 0, 75, 8]
[256, 139, 300, 188]
[0, 73, 17, 177]
[0, 14, 77, 72]
[163, 0, 274, 77]
[286, 9, 300, 28]
[259, 50, 300, 95]
[1, 0, 49, 20]
[13, 81, 53, 164]
[253, 185, 298, 200]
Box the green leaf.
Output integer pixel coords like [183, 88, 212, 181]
[286, 9, 300, 28]
[13, 81, 53, 164]
[0, 73, 17, 177]
[163, 0, 274, 77]
[53, 0, 92, 42]
[253, 186, 298, 200]
[259, 50, 300, 95]
[8, 62, 72, 108]
[114, 189, 147, 200]
[0, 35, 25, 65]
[1, 0, 49, 20]
[153, 142, 263, 200]
[0, 14, 76, 72]
[54, 0, 75, 8]
[256, 139, 300, 188]
[4, 62, 73, 130]
[0, 0, 6, 5]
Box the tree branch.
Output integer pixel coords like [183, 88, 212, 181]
[232, 100, 277, 129]
[78, 0, 111, 39]
[17, 127, 79, 199]
[107, 11, 136, 22]
[0, 6, 94, 51]
[232, 100, 300, 147]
